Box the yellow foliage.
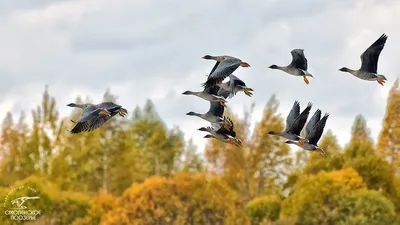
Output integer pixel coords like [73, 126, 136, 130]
[377, 79, 400, 173]
[101, 173, 250, 225]
[281, 168, 366, 224]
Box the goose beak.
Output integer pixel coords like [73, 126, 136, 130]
[240, 62, 250, 67]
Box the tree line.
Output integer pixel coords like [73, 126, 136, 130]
[0, 80, 399, 224]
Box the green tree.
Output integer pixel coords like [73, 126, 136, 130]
[281, 168, 366, 225]
[342, 115, 398, 210]
[303, 130, 344, 175]
[332, 190, 396, 225]
[0, 176, 93, 225]
[246, 195, 281, 224]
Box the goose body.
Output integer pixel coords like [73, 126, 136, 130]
[201, 55, 250, 88]
[286, 110, 329, 156]
[339, 33, 388, 86]
[268, 101, 312, 145]
[269, 49, 313, 84]
[67, 102, 128, 134]
[199, 116, 242, 146]
[216, 74, 253, 98]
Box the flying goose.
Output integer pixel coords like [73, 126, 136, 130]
[286, 110, 329, 156]
[268, 101, 312, 146]
[203, 134, 242, 147]
[186, 102, 229, 129]
[201, 55, 250, 89]
[216, 74, 254, 98]
[199, 117, 242, 147]
[339, 33, 388, 86]
[182, 60, 228, 107]
[269, 49, 313, 85]
[67, 102, 127, 133]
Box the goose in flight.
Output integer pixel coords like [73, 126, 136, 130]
[182, 59, 228, 107]
[286, 109, 329, 156]
[199, 117, 242, 147]
[216, 74, 254, 98]
[339, 33, 388, 86]
[268, 101, 312, 146]
[186, 101, 230, 129]
[67, 102, 127, 134]
[269, 49, 313, 85]
[201, 55, 250, 89]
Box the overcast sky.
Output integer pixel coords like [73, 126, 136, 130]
[0, 0, 399, 151]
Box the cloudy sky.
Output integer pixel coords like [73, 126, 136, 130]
[0, 0, 399, 151]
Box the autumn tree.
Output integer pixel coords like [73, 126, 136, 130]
[205, 95, 292, 202]
[245, 195, 281, 224]
[377, 78, 400, 174]
[302, 130, 344, 174]
[101, 173, 249, 225]
[342, 115, 399, 212]
[332, 190, 397, 225]
[281, 168, 367, 225]
[0, 176, 93, 225]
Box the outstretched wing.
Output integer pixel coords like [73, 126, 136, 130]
[203, 61, 222, 95]
[288, 102, 312, 135]
[285, 101, 300, 131]
[216, 88, 231, 99]
[70, 105, 101, 134]
[289, 49, 307, 70]
[307, 113, 329, 145]
[230, 74, 246, 87]
[216, 116, 236, 137]
[305, 109, 321, 137]
[360, 33, 388, 73]
[202, 57, 242, 88]
[207, 101, 224, 118]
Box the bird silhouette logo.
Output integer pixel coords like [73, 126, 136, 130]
[10, 196, 40, 209]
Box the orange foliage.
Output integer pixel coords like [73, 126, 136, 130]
[101, 173, 250, 225]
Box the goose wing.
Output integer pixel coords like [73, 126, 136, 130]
[216, 87, 231, 99]
[306, 113, 329, 145]
[216, 116, 235, 137]
[207, 101, 224, 118]
[286, 102, 312, 135]
[289, 49, 307, 71]
[97, 102, 121, 111]
[305, 109, 322, 137]
[70, 105, 101, 133]
[202, 57, 242, 88]
[360, 33, 388, 73]
[285, 101, 300, 131]
[203, 61, 222, 95]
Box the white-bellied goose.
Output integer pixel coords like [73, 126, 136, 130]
[216, 74, 253, 98]
[199, 116, 242, 147]
[268, 101, 312, 146]
[67, 102, 127, 133]
[269, 49, 313, 85]
[286, 110, 329, 156]
[339, 33, 388, 86]
[201, 55, 250, 88]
